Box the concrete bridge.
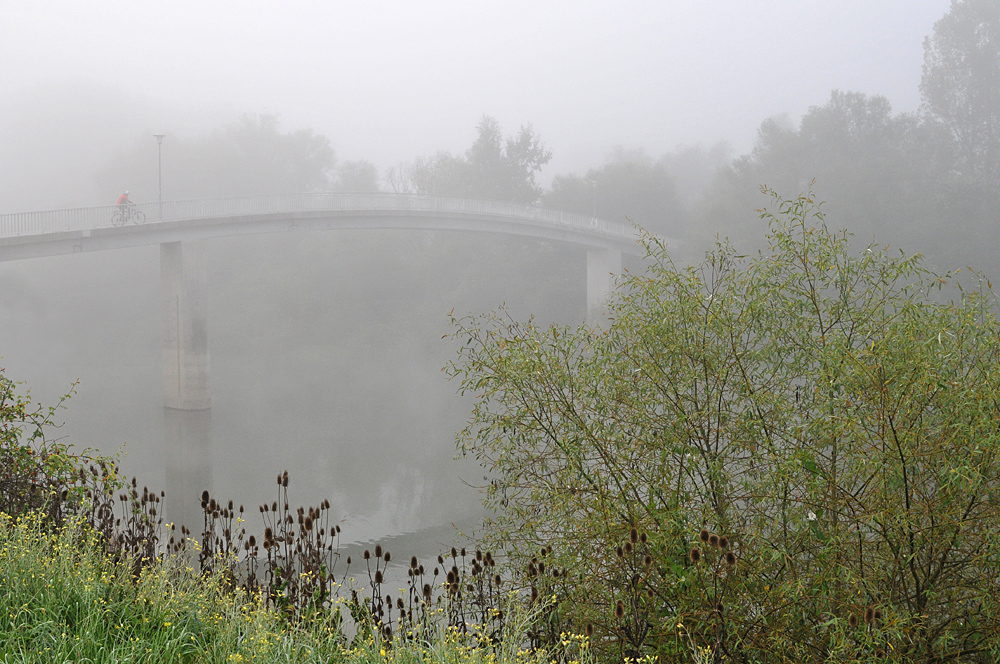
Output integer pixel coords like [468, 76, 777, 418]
[0, 193, 654, 527]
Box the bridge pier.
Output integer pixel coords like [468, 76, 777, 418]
[586, 247, 621, 323]
[160, 240, 212, 532]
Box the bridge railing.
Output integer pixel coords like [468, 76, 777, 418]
[0, 193, 638, 242]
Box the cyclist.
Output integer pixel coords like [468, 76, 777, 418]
[112, 190, 143, 225]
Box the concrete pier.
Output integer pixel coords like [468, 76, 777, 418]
[160, 240, 212, 532]
[586, 247, 622, 323]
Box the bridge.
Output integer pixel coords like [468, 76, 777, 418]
[1, 193, 654, 528]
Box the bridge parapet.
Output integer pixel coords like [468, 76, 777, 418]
[0, 193, 639, 244]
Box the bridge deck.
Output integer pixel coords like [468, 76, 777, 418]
[0, 193, 648, 262]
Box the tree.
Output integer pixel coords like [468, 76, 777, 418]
[921, 0, 1000, 189]
[694, 91, 951, 268]
[409, 116, 552, 204]
[334, 160, 381, 192]
[542, 147, 692, 238]
[448, 191, 1000, 662]
[99, 114, 336, 201]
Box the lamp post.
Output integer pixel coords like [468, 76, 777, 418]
[154, 134, 165, 219]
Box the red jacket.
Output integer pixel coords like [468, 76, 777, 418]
[117, 193, 130, 205]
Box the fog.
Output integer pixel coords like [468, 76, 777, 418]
[2, 1, 996, 546]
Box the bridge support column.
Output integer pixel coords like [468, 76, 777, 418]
[586, 247, 621, 323]
[161, 240, 212, 532]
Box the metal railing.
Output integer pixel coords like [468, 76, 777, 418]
[0, 193, 638, 243]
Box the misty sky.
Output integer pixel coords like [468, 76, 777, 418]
[3, 1, 951, 181]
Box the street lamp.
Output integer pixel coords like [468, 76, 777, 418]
[154, 134, 166, 219]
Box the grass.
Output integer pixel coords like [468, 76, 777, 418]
[0, 511, 589, 664]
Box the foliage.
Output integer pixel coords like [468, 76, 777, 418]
[0, 367, 113, 524]
[696, 91, 946, 256]
[448, 190, 1000, 663]
[99, 113, 337, 201]
[542, 147, 703, 240]
[335, 159, 382, 193]
[407, 116, 552, 204]
[0, 510, 593, 664]
[0, 364, 586, 660]
[0, 510, 330, 663]
[696, 1, 999, 280]
[921, 0, 1000, 190]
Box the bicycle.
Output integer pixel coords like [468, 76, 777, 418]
[111, 203, 146, 226]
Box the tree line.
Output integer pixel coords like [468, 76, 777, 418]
[100, 1, 998, 279]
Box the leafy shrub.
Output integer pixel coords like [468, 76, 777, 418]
[448, 190, 1000, 663]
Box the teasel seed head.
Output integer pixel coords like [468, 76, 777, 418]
[726, 551, 736, 566]
[374, 570, 383, 584]
[585, 623, 595, 637]
[690, 547, 701, 564]
[624, 541, 633, 554]
[700, 529, 710, 543]
[616, 546, 624, 557]
[363, 549, 371, 560]
[411, 556, 418, 569]
[375, 545, 383, 558]
[718, 536, 729, 549]
[614, 600, 624, 619]
[644, 554, 653, 567]
[630, 528, 638, 543]
[384, 551, 391, 562]
[848, 614, 859, 628]
[709, 533, 720, 549]
[864, 607, 874, 625]
[640, 532, 648, 544]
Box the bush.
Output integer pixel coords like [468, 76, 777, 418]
[448, 190, 1000, 663]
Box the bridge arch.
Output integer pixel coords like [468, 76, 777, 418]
[0, 194, 671, 528]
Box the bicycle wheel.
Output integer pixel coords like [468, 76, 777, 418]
[132, 209, 147, 224]
[111, 208, 126, 226]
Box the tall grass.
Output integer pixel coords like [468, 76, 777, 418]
[0, 511, 590, 664]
